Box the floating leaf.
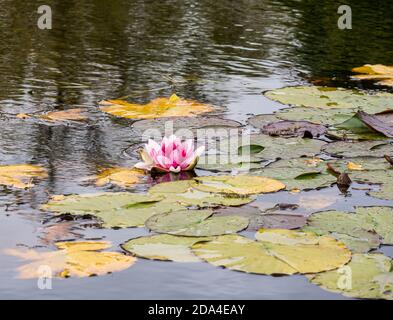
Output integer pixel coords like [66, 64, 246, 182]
[303, 210, 381, 253]
[214, 206, 306, 231]
[251, 158, 336, 191]
[196, 155, 265, 172]
[309, 253, 393, 300]
[122, 234, 210, 262]
[220, 134, 325, 161]
[352, 64, 393, 87]
[248, 115, 327, 138]
[146, 209, 249, 236]
[94, 167, 144, 187]
[42, 193, 185, 228]
[131, 116, 241, 136]
[40, 108, 87, 122]
[352, 170, 393, 200]
[100, 94, 214, 119]
[193, 175, 285, 195]
[148, 180, 254, 207]
[265, 86, 393, 110]
[5, 241, 135, 279]
[276, 107, 354, 126]
[322, 141, 393, 158]
[192, 230, 350, 275]
[0, 164, 47, 189]
[354, 111, 393, 138]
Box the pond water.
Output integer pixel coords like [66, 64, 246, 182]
[0, 0, 393, 299]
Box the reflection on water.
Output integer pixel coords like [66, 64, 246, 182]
[0, 0, 392, 299]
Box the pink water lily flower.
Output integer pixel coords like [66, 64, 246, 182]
[135, 135, 205, 173]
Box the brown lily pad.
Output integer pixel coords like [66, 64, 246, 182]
[262, 121, 327, 138]
[356, 111, 393, 138]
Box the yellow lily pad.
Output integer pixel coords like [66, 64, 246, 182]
[100, 94, 214, 119]
[94, 167, 144, 187]
[0, 164, 47, 189]
[4, 241, 135, 279]
[192, 175, 285, 195]
[352, 64, 393, 87]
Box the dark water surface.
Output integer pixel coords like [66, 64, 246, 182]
[1, 0, 393, 299]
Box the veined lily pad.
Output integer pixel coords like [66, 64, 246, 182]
[145, 209, 249, 236]
[42, 193, 185, 228]
[196, 154, 265, 172]
[5, 241, 135, 279]
[304, 206, 393, 252]
[148, 180, 254, 207]
[192, 175, 285, 195]
[265, 86, 393, 111]
[303, 210, 381, 253]
[100, 94, 214, 119]
[40, 108, 88, 122]
[192, 230, 351, 275]
[0, 164, 47, 189]
[122, 234, 209, 263]
[309, 253, 393, 300]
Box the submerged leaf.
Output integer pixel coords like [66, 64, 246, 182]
[5, 241, 135, 279]
[0, 164, 47, 189]
[100, 94, 214, 119]
[260, 119, 327, 138]
[146, 209, 249, 236]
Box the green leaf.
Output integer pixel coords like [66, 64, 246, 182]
[42, 193, 185, 228]
[122, 234, 209, 262]
[146, 209, 249, 236]
[309, 253, 393, 300]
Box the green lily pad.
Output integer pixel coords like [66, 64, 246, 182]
[220, 134, 325, 161]
[145, 209, 249, 236]
[192, 230, 351, 275]
[265, 86, 393, 111]
[351, 169, 393, 200]
[42, 193, 184, 228]
[192, 175, 285, 195]
[322, 141, 393, 158]
[309, 253, 393, 300]
[213, 206, 307, 231]
[303, 210, 381, 253]
[196, 154, 265, 172]
[148, 180, 254, 207]
[122, 234, 209, 262]
[304, 206, 393, 252]
[276, 107, 354, 126]
[251, 158, 336, 190]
